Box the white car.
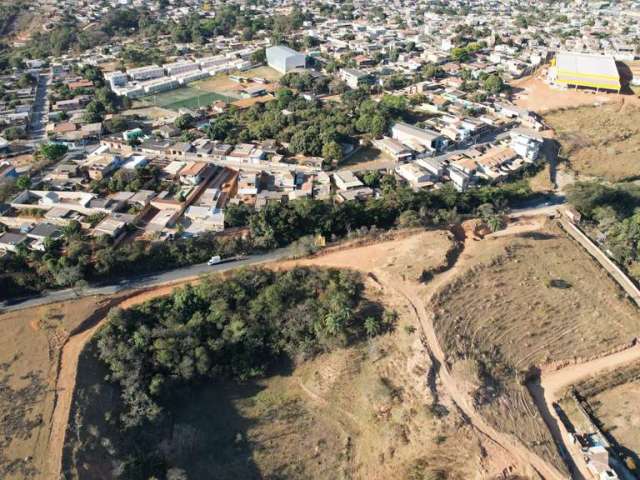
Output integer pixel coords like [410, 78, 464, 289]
[207, 255, 221, 266]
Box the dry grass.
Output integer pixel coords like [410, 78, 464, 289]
[557, 361, 640, 474]
[62, 281, 486, 480]
[0, 296, 108, 480]
[191, 67, 281, 94]
[63, 230, 530, 479]
[430, 222, 639, 471]
[242, 66, 283, 82]
[280, 229, 456, 281]
[433, 224, 638, 371]
[544, 101, 640, 181]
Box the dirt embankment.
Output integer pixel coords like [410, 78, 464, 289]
[283, 219, 567, 479]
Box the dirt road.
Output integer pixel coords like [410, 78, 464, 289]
[529, 344, 640, 480]
[45, 220, 564, 480]
[287, 220, 567, 480]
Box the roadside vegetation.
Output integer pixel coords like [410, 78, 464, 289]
[567, 181, 640, 283]
[0, 178, 534, 301]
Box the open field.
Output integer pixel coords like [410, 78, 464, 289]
[121, 106, 179, 122]
[63, 278, 489, 480]
[544, 101, 640, 181]
[429, 221, 639, 473]
[337, 146, 396, 173]
[567, 361, 640, 454]
[555, 360, 640, 476]
[590, 381, 640, 460]
[511, 74, 618, 113]
[432, 222, 639, 370]
[242, 66, 283, 82]
[55, 218, 627, 480]
[0, 296, 114, 479]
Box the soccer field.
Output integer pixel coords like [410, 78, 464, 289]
[134, 86, 239, 111]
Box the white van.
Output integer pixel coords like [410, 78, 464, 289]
[207, 255, 221, 266]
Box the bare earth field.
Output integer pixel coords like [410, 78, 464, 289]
[511, 74, 616, 113]
[591, 381, 640, 457]
[46, 216, 640, 480]
[544, 100, 640, 181]
[429, 221, 639, 474]
[0, 296, 114, 479]
[564, 361, 640, 456]
[338, 146, 397, 173]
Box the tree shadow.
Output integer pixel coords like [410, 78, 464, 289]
[515, 231, 558, 240]
[62, 342, 266, 480]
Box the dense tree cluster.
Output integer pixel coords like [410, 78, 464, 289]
[169, 6, 310, 45]
[279, 71, 330, 95]
[21, 8, 145, 59]
[206, 87, 409, 162]
[96, 267, 379, 426]
[567, 181, 640, 280]
[244, 178, 533, 249]
[89, 165, 165, 195]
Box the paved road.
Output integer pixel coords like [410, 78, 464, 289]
[28, 72, 49, 143]
[1, 194, 565, 313]
[510, 193, 566, 217]
[1, 248, 291, 312]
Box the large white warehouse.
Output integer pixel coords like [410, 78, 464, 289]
[266, 45, 306, 74]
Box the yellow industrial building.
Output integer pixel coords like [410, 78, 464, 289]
[549, 51, 621, 92]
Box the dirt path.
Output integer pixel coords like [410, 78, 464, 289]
[44, 220, 561, 480]
[528, 344, 640, 480]
[45, 318, 104, 479]
[542, 344, 640, 398]
[287, 220, 566, 479]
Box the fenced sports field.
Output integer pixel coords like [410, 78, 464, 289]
[134, 86, 239, 111]
[132, 67, 283, 111]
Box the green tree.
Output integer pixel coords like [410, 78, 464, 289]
[251, 47, 266, 64]
[364, 316, 382, 337]
[16, 175, 31, 190]
[483, 74, 505, 94]
[322, 140, 343, 163]
[175, 113, 195, 130]
[2, 126, 26, 140]
[40, 143, 68, 162]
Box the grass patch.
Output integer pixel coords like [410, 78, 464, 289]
[134, 86, 239, 111]
[544, 102, 640, 181]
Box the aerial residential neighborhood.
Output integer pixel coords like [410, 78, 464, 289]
[0, 1, 640, 480]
